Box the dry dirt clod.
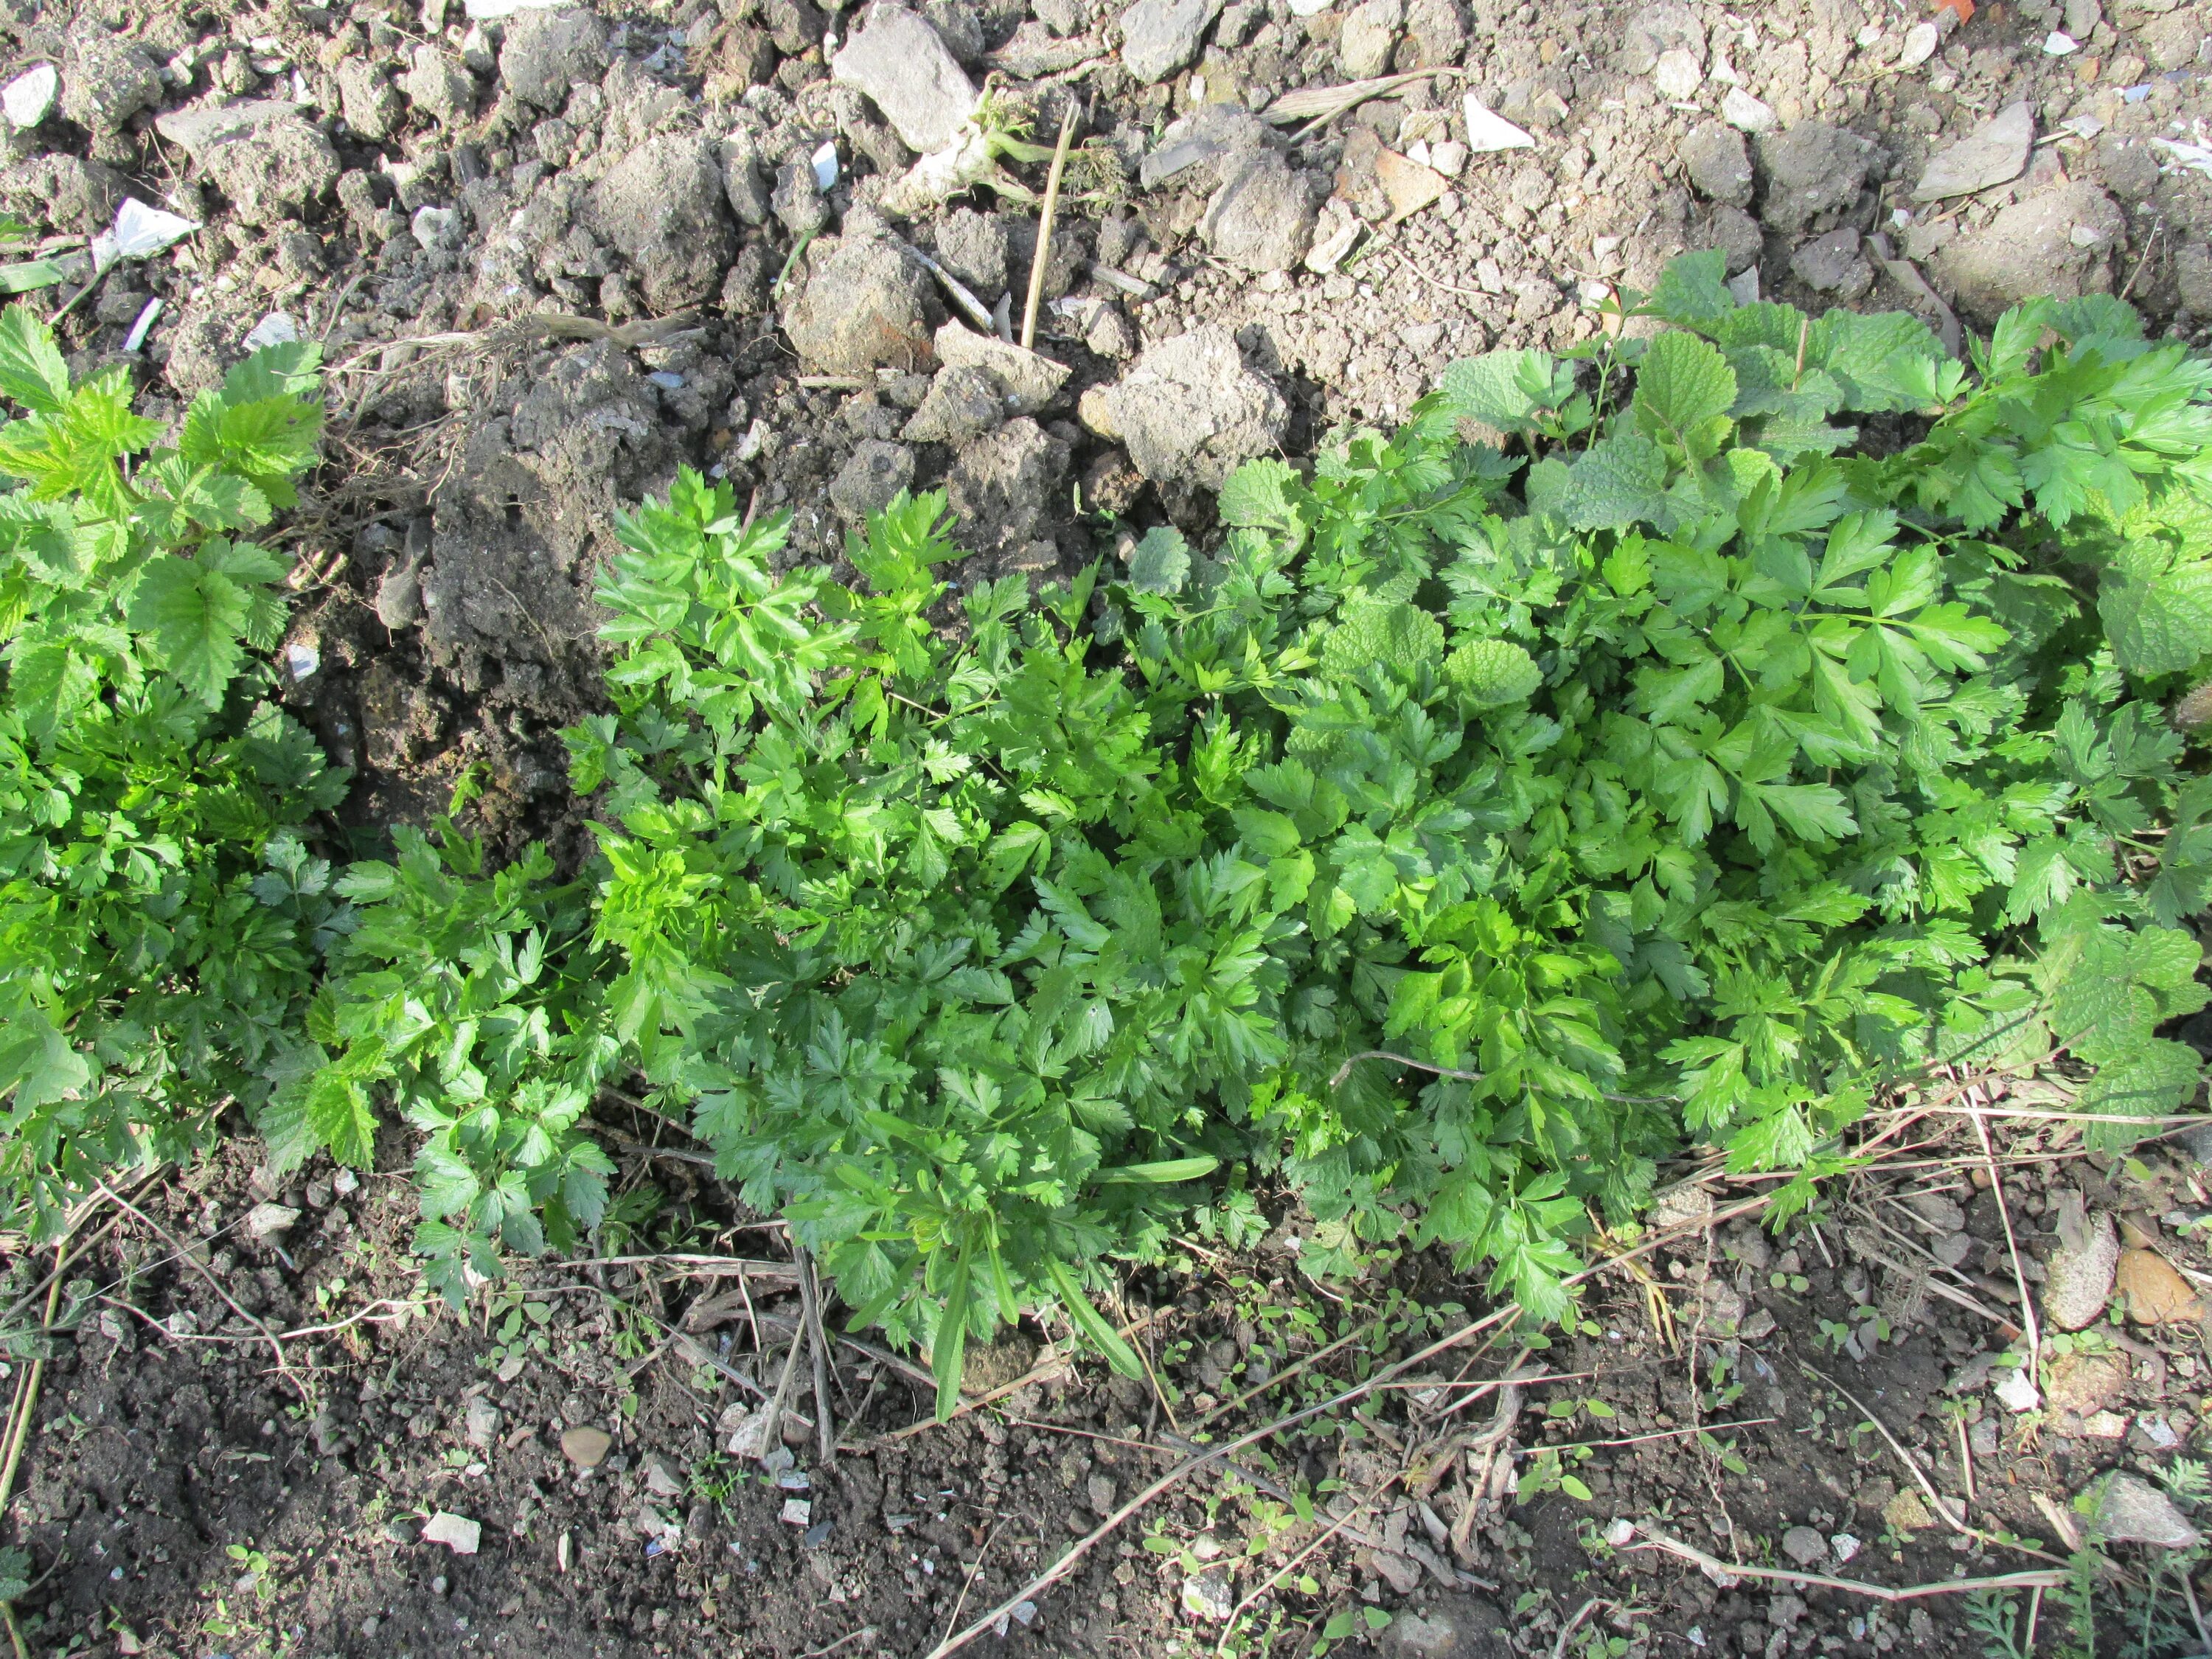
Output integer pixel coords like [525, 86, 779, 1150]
[1755, 120, 1876, 234]
[1680, 120, 1753, 209]
[2045, 1349, 2128, 1415]
[2041, 1192, 2120, 1331]
[2095, 1471, 2203, 1546]
[782, 234, 939, 375]
[499, 7, 611, 110]
[1935, 181, 2124, 322]
[2115, 1245, 2205, 1324]
[1095, 324, 1289, 490]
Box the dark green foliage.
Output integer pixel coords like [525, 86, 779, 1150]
[0, 306, 343, 1231]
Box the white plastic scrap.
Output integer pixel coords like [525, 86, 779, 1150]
[462, 0, 566, 15]
[1994, 1366, 2042, 1412]
[1, 63, 55, 130]
[421, 1513, 481, 1555]
[91, 198, 201, 274]
[1461, 94, 1535, 153]
[2045, 29, 2080, 52]
[121, 297, 163, 352]
[285, 641, 320, 681]
[1899, 20, 1942, 68]
[2154, 133, 2212, 177]
[2062, 114, 2108, 140]
[243, 312, 299, 351]
[811, 140, 839, 191]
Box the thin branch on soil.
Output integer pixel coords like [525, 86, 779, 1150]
[1212, 1481, 1394, 1658]
[1623, 1526, 2065, 1602]
[938, 1518, 1006, 1650]
[1551, 1599, 1607, 1659]
[1540, 1417, 1776, 1455]
[1971, 1109, 2044, 1411]
[0, 1241, 64, 1523]
[98, 1293, 427, 1347]
[588, 1253, 799, 1283]
[798, 1246, 836, 1467]
[755, 1324, 809, 1459]
[91, 1182, 311, 1402]
[1798, 1360, 2062, 1566]
[1, 1601, 22, 1659]
[798, 1628, 878, 1659]
[1020, 97, 1081, 352]
[1873, 1103, 2212, 1128]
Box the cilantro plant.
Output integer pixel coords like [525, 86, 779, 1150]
[0, 306, 344, 1232]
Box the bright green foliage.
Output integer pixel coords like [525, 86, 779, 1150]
[150, 254, 2212, 1405]
[0, 305, 344, 1232]
[289, 785, 617, 1299]
[544, 257, 2211, 1388]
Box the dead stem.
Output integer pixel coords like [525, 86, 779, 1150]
[1623, 1526, 2065, 1603]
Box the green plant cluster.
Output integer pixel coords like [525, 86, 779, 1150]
[3, 260, 2211, 1416]
[0, 308, 343, 1234]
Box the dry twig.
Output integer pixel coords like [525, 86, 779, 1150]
[1020, 98, 1081, 351]
[1624, 1526, 2064, 1603]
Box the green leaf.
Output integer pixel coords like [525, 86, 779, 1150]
[1441, 348, 1565, 431]
[1633, 331, 1738, 456]
[125, 554, 253, 706]
[1217, 456, 1302, 530]
[1646, 248, 1735, 330]
[1096, 1157, 1220, 1184]
[2100, 537, 2212, 675]
[1561, 433, 1669, 531]
[1127, 526, 1191, 594]
[1045, 1256, 1144, 1378]
[1446, 637, 1543, 706]
[932, 1256, 972, 1421]
[0, 302, 67, 412]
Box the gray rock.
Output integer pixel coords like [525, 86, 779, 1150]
[1914, 101, 2033, 201]
[763, 0, 827, 55]
[1790, 227, 1871, 296]
[933, 321, 1070, 412]
[932, 206, 1009, 293]
[1095, 325, 1288, 490]
[338, 60, 405, 142]
[1680, 120, 1753, 207]
[60, 31, 161, 133]
[783, 237, 937, 373]
[1933, 181, 2123, 323]
[1755, 120, 1876, 232]
[1119, 0, 1225, 84]
[832, 5, 977, 155]
[2096, 1472, 2203, 1546]
[831, 439, 917, 521]
[1340, 0, 1404, 79]
[0, 154, 124, 235]
[1780, 1526, 1828, 1568]
[904, 364, 1006, 442]
[641, 1451, 686, 1499]
[500, 8, 609, 109]
[1377, 1593, 1510, 1658]
[1037, 0, 1085, 33]
[926, 0, 987, 63]
[1201, 149, 1323, 272]
[1620, 0, 1705, 74]
[463, 1397, 501, 1449]
[947, 417, 1070, 566]
[587, 133, 738, 311]
[204, 116, 341, 226]
[1653, 48, 1703, 99]
[401, 47, 476, 127]
[2038, 1191, 2122, 1331]
[1181, 1568, 1235, 1621]
[2065, 0, 2101, 35]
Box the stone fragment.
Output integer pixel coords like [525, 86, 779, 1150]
[1780, 1526, 1827, 1568]
[560, 1425, 613, 1468]
[2116, 1246, 2205, 1324]
[1340, 0, 1403, 79]
[463, 1397, 501, 1448]
[2096, 1472, 2202, 1546]
[1374, 146, 1449, 221]
[401, 47, 476, 126]
[933, 321, 1070, 412]
[2042, 1193, 2121, 1330]
[61, 31, 161, 133]
[203, 116, 341, 226]
[421, 1512, 481, 1554]
[1791, 227, 1871, 296]
[831, 6, 977, 156]
[1119, 0, 1225, 84]
[1915, 102, 2034, 201]
[338, 59, 404, 141]
[1722, 87, 1778, 134]
[1182, 1568, 1236, 1621]
[1994, 1366, 2041, 1413]
[1619, 1, 1705, 74]
[246, 1203, 300, 1239]
[1203, 149, 1324, 268]
[831, 439, 917, 518]
[2045, 1349, 2127, 1415]
[1652, 47, 1703, 99]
